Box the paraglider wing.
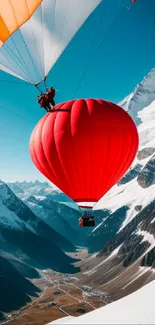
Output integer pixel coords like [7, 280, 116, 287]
[0, 0, 102, 84]
[30, 99, 139, 209]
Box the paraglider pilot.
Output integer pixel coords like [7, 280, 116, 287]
[37, 86, 56, 112]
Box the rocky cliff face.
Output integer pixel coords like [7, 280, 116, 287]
[137, 154, 155, 188]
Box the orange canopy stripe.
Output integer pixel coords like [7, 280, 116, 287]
[0, 0, 42, 47]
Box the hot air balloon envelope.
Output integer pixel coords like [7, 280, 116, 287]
[30, 99, 139, 210]
[0, 0, 102, 84]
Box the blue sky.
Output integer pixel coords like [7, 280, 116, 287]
[0, 0, 155, 182]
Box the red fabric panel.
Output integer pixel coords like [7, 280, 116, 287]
[30, 99, 139, 203]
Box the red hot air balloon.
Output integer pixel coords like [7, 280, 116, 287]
[30, 99, 139, 224]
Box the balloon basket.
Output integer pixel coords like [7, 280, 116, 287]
[78, 213, 95, 227]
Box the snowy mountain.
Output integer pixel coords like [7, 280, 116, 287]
[48, 68, 155, 325]
[0, 180, 79, 273]
[119, 67, 155, 125]
[50, 279, 155, 324]
[8, 181, 82, 245]
[0, 180, 81, 314]
[79, 200, 155, 301]
[94, 68, 155, 229]
[19, 194, 80, 245]
[8, 180, 78, 209]
[73, 68, 155, 308]
[8, 181, 125, 251]
[0, 180, 77, 251]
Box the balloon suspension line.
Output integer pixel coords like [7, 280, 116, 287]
[29, 15, 45, 80]
[3, 43, 33, 84]
[4, 31, 41, 84]
[0, 104, 35, 125]
[34, 84, 42, 93]
[17, 26, 44, 83]
[44, 76, 47, 89]
[126, 1, 136, 11]
[3, 28, 44, 85]
[74, 0, 135, 97]
[34, 76, 47, 93]
[0, 79, 32, 86]
[10, 35, 33, 80]
[45, 0, 69, 75]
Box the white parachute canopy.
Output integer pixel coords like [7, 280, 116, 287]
[0, 0, 102, 84]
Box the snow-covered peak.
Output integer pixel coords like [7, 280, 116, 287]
[119, 68, 155, 125]
[0, 199, 23, 230]
[0, 181, 25, 230]
[8, 180, 77, 210]
[0, 180, 9, 199]
[8, 180, 61, 199]
[138, 100, 155, 150]
[94, 67, 155, 230]
[8, 180, 52, 194]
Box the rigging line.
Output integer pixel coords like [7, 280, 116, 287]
[25, 0, 45, 80]
[2, 43, 32, 83]
[7, 0, 45, 86]
[6, 0, 34, 82]
[56, 0, 69, 49]
[46, 0, 57, 75]
[69, 0, 89, 44]
[46, 0, 83, 78]
[68, 0, 85, 43]
[69, 0, 84, 42]
[73, 0, 84, 19]
[17, 27, 42, 84]
[47, 0, 70, 76]
[126, 0, 140, 11]
[0, 79, 32, 86]
[60, 0, 83, 50]
[49, 0, 83, 75]
[44, 77, 47, 88]
[73, 1, 130, 97]
[73, 0, 108, 97]
[10, 36, 32, 76]
[40, 1, 46, 79]
[35, 84, 42, 93]
[74, 2, 128, 97]
[0, 104, 36, 124]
